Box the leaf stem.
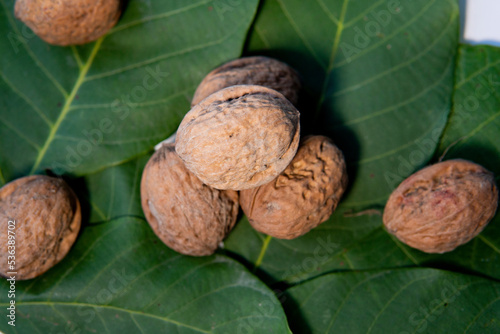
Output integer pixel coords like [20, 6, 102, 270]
[253, 235, 272, 272]
[0, 167, 5, 186]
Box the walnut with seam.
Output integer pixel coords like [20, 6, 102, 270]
[383, 159, 498, 253]
[141, 144, 239, 256]
[192, 56, 301, 107]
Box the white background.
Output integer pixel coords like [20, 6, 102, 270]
[461, 0, 500, 47]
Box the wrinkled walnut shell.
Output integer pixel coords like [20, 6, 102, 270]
[15, 0, 121, 46]
[176, 85, 300, 190]
[240, 136, 348, 239]
[383, 159, 498, 253]
[191, 56, 301, 106]
[141, 144, 239, 256]
[0, 175, 81, 280]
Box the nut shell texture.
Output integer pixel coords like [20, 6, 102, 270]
[15, 0, 121, 46]
[240, 136, 348, 239]
[176, 85, 300, 190]
[383, 159, 498, 253]
[141, 144, 239, 256]
[0, 175, 81, 280]
[191, 56, 301, 106]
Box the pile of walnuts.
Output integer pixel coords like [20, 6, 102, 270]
[141, 56, 498, 257]
[141, 57, 349, 256]
[1, 3, 498, 282]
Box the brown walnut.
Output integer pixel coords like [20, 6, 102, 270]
[176, 85, 301, 191]
[141, 144, 239, 256]
[383, 159, 498, 253]
[191, 56, 301, 107]
[0, 175, 81, 280]
[240, 136, 348, 239]
[15, 0, 121, 46]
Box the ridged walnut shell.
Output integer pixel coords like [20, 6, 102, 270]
[141, 144, 239, 256]
[240, 136, 348, 239]
[176, 85, 300, 191]
[383, 159, 498, 254]
[0, 175, 81, 280]
[191, 56, 301, 106]
[15, 0, 121, 46]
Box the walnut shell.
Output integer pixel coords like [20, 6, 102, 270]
[0, 175, 81, 280]
[141, 144, 239, 256]
[191, 56, 301, 107]
[240, 136, 348, 239]
[176, 85, 301, 190]
[15, 0, 121, 46]
[383, 159, 498, 253]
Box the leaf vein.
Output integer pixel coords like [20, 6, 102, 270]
[276, 0, 328, 70]
[84, 38, 229, 82]
[0, 72, 53, 126]
[108, 0, 211, 35]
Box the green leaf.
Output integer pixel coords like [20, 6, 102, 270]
[0, 0, 259, 181]
[0, 218, 291, 333]
[0, 1, 291, 332]
[283, 268, 500, 333]
[225, 0, 460, 283]
[438, 44, 500, 172]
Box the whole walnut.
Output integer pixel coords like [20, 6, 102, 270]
[191, 56, 301, 106]
[15, 0, 121, 46]
[141, 144, 239, 256]
[240, 136, 348, 239]
[0, 175, 81, 280]
[176, 85, 300, 191]
[383, 159, 498, 253]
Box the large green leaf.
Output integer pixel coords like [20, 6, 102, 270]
[0, 218, 291, 333]
[225, 0, 460, 283]
[0, 0, 258, 181]
[0, 0, 293, 332]
[283, 268, 500, 333]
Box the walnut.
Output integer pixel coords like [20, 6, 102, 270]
[191, 56, 301, 107]
[141, 144, 239, 256]
[0, 175, 81, 280]
[14, 0, 121, 46]
[240, 136, 348, 239]
[176, 85, 301, 191]
[383, 159, 498, 253]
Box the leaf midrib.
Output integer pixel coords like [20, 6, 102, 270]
[29, 37, 105, 175]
